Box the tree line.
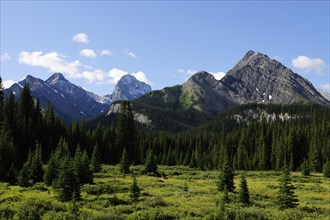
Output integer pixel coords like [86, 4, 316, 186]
[1, 78, 330, 188]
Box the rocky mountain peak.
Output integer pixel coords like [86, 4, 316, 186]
[46, 73, 69, 84]
[112, 74, 152, 102]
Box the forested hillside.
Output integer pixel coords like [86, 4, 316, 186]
[1, 78, 329, 186]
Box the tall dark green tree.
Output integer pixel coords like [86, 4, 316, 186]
[217, 160, 235, 192]
[90, 144, 101, 173]
[130, 176, 141, 202]
[115, 101, 136, 164]
[54, 156, 80, 202]
[239, 173, 250, 205]
[73, 147, 93, 184]
[119, 148, 130, 174]
[144, 149, 158, 175]
[44, 153, 58, 186]
[276, 166, 298, 209]
[29, 143, 43, 183]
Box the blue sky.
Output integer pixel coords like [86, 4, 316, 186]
[1, 1, 329, 95]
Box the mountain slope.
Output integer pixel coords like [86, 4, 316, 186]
[4, 74, 111, 123]
[112, 74, 152, 101]
[94, 50, 329, 131]
[222, 50, 329, 106]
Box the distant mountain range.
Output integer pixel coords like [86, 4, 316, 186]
[4, 73, 152, 123]
[97, 50, 330, 131]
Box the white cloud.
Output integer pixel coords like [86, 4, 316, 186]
[1, 53, 12, 62]
[80, 49, 97, 58]
[320, 83, 330, 91]
[177, 69, 198, 75]
[3, 80, 15, 88]
[72, 33, 89, 43]
[19, 51, 81, 77]
[132, 71, 151, 84]
[292, 55, 326, 74]
[108, 68, 128, 84]
[100, 49, 112, 56]
[80, 69, 105, 82]
[18, 50, 106, 83]
[123, 49, 137, 58]
[210, 71, 226, 80]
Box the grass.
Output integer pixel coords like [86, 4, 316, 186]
[1, 165, 329, 219]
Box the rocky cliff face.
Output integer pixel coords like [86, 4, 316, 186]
[112, 74, 152, 102]
[222, 50, 329, 106]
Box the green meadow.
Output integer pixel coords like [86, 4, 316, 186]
[1, 165, 329, 219]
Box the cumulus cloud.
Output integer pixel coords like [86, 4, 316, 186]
[18, 50, 107, 83]
[100, 49, 112, 56]
[132, 71, 151, 84]
[123, 49, 137, 58]
[320, 83, 330, 91]
[177, 69, 198, 75]
[3, 80, 15, 88]
[108, 68, 128, 84]
[19, 51, 80, 77]
[1, 53, 12, 62]
[292, 55, 326, 74]
[72, 33, 89, 43]
[108, 68, 151, 84]
[80, 49, 97, 58]
[210, 71, 226, 80]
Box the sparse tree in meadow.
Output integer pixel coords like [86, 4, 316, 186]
[144, 149, 158, 175]
[120, 148, 130, 174]
[276, 165, 298, 209]
[90, 143, 101, 173]
[239, 173, 250, 205]
[300, 159, 310, 176]
[130, 176, 141, 203]
[218, 159, 235, 192]
[323, 161, 330, 178]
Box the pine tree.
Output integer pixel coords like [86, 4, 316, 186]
[217, 160, 235, 192]
[90, 144, 101, 173]
[17, 162, 31, 187]
[54, 156, 80, 202]
[144, 149, 158, 175]
[239, 173, 250, 205]
[322, 161, 330, 178]
[44, 153, 58, 186]
[29, 143, 43, 183]
[300, 159, 310, 176]
[130, 176, 141, 202]
[73, 147, 93, 185]
[120, 148, 130, 174]
[276, 166, 298, 209]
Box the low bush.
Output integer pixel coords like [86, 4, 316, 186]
[81, 183, 115, 195]
[16, 199, 53, 220]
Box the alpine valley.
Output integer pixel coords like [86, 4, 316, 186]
[1, 50, 330, 219]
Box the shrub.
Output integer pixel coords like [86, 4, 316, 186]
[16, 199, 52, 220]
[81, 183, 115, 195]
[322, 161, 330, 178]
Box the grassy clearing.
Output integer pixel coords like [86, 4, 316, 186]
[1, 165, 329, 219]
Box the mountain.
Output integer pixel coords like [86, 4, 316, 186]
[4, 73, 152, 123]
[317, 89, 330, 101]
[112, 74, 152, 101]
[4, 73, 111, 123]
[96, 50, 330, 131]
[222, 50, 329, 106]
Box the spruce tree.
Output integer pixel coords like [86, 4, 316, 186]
[217, 160, 235, 192]
[90, 144, 101, 173]
[276, 166, 298, 209]
[119, 148, 130, 174]
[17, 162, 31, 187]
[300, 159, 310, 176]
[239, 173, 250, 205]
[144, 149, 158, 175]
[54, 156, 80, 202]
[44, 153, 58, 186]
[130, 176, 141, 202]
[29, 143, 43, 183]
[73, 147, 93, 185]
[322, 161, 330, 178]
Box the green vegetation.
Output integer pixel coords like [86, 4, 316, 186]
[322, 161, 330, 178]
[276, 166, 298, 209]
[1, 165, 330, 219]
